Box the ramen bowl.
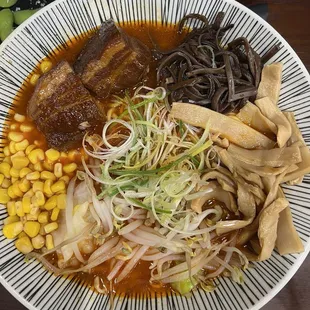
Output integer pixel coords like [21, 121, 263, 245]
[0, 0, 310, 309]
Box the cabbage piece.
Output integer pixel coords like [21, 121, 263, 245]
[171, 277, 197, 295]
[61, 202, 90, 262]
[73, 202, 90, 234]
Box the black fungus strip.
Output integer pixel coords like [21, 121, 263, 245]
[156, 12, 280, 114]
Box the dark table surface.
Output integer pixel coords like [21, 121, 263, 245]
[1, 0, 310, 309]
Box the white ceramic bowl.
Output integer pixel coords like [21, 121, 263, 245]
[0, 0, 310, 309]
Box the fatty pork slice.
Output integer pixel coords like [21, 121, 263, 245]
[28, 61, 103, 151]
[74, 19, 151, 98]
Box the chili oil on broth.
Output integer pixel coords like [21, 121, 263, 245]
[8, 22, 187, 297]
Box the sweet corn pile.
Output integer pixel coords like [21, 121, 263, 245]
[0, 112, 81, 255]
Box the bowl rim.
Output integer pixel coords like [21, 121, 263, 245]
[0, 0, 309, 309]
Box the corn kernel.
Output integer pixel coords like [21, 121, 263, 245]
[44, 195, 57, 210]
[18, 230, 27, 237]
[24, 188, 34, 198]
[43, 162, 53, 171]
[0, 173, 4, 186]
[7, 201, 16, 216]
[8, 131, 24, 143]
[15, 201, 24, 217]
[30, 205, 40, 215]
[35, 191, 45, 207]
[19, 168, 30, 179]
[59, 175, 70, 184]
[2, 157, 11, 165]
[25, 144, 36, 155]
[38, 211, 49, 224]
[15, 139, 29, 152]
[39, 224, 46, 236]
[80, 149, 89, 161]
[32, 234, 45, 250]
[26, 208, 39, 221]
[3, 146, 10, 157]
[30, 73, 40, 86]
[31, 195, 38, 207]
[9, 141, 17, 154]
[11, 157, 29, 170]
[18, 231, 27, 239]
[53, 164, 62, 179]
[1, 178, 11, 189]
[10, 167, 20, 178]
[7, 186, 17, 199]
[0, 162, 11, 178]
[32, 181, 43, 193]
[24, 221, 40, 238]
[12, 183, 23, 197]
[43, 179, 53, 197]
[41, 171, 56, 181]
[26, 171, 40, 181]
[11, 151, 25, 159]
[68, 150, 79, 161]
[63, 163, 77, 174]
[40, 60, 53, 74]
[14, 113, 26, 123]
[45, 234, 54, 250]
[51, 207, 60, 221]
[28, 149, 45, 164]
[34, 140, 44, 147]
[0, 188, 10, 204]
[45, 149, 60, 162]
[4, 215, 19, 225]
[51, 180, 66, 193]
[33, 162, 43, 172]
[15, 236, 33, 254]
[20, 123, 34, 133]
[44, 222, 58, 234]
[60, 152, 68, 159]
[10, 123, 19, 131]
[57, 194, 66, 210]
[11, 177, 18, 183]
[18, 178, 31, 193]
[0, 173, 5, 185]
[3, 221, 23, 239]
[22, 196, 31, 213]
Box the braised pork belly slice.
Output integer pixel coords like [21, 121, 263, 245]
[74, 20, 151, 98]
[28, 61, 103, 151]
